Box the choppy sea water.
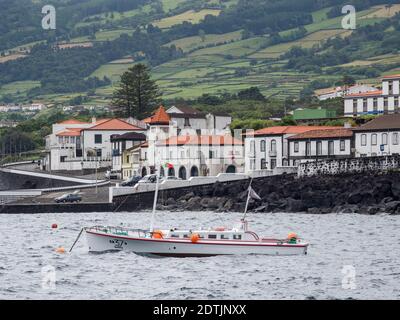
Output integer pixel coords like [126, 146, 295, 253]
[0, 211, 399, 300]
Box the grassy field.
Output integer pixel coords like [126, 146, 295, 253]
[165, 30, 243, 53]
[2, 1, 399, 105]
[161, 0, 187, 12]
[250, 29, 352, 59]
[0, 81, 40, 100]
[90, 61, 136, 82]
[153, 9, 221, 29]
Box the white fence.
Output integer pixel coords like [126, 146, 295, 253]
[110, 173, 250, 200]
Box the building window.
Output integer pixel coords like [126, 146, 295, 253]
[384, 97, 388, 110]
[353, 99, 357, 113]
[270, 140, 277, 153]
[306, 142, 311, 156]
[393, 133, 399, 145]
[294, 142, 299, 153]
[317, 141, 322, 156]
[389, 81, 393, 94]
[361, 134, 367, 146]
[261, 158, 266, 169]
[260, 140, 266, 152]
[328, 141, 334, 156]
[363, 99, 367, 112]
[94, 134, 102, 144]
[96, 149, 102, 157]
[373, 98, 378, 111]
[340, 140, 345, 151]
[60, 156, 67, 163]
[371, 134, 377, 146]
[382, 133, 388, 145]
[184, 118, 190, 127]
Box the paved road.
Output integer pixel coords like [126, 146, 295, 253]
[11, 186, 111, 204]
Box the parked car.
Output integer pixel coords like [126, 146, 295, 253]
[105, 170, 120, 180]
[138, 174, 157, 184]
[55, 193, 82, 203]
[121, 176, 142, 187]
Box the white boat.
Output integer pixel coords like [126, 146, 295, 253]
[84, 220, 308, 257]
[70, 159, 309, 257]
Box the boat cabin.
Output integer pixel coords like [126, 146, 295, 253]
[164, 229, 257, 241]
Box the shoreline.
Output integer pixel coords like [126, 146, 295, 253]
[2, 172, 400, 215]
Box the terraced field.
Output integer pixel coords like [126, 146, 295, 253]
[153, 9, 221, 29]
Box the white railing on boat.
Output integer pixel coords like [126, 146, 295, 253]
[87, 226, 150, 238]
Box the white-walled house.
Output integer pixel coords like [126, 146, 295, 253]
[244, 126, 337, 173]
[44, 118, 145, 171]
[317, 84, 377, 101]
[165, 105, 232, 133]
[111, 132, 147, 174]
[287, 129, 354, 164]
[154, 135, 244, 179]
[344, 74, 400, 117]
[353, 114, 400, 157]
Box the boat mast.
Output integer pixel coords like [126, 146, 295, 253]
[150, 137, 160, 233]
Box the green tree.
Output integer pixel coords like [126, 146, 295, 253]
[112, 64, 161, 119]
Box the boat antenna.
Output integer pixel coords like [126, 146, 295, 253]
[150, 142, 160, 233]
[242, 177, 254, 221]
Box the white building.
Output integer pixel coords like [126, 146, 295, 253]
[155, 134, 244, 179]
[344, 75, 400, 117]
[163, 105, 232, 133]
[111, 132, 147, 174]
[353, 114, 400, 157]
[44, 118, 145, 171]
[287, 128, 354, 164]
[121, 106, 240, 179]
[317, 84, 377, 101]
[23, 103, 46, 112]
[244, 126, 337, 173]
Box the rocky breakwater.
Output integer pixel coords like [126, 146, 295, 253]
[157, 172, 400, 215]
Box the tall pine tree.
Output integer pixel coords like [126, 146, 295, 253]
[112, 63, 161, 119]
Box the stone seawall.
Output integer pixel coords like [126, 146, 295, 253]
[115, 172, 400, 215]
[3, 172, 400, 214]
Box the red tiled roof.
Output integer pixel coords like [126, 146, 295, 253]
[250, 126, 338, 136]
[56, 128, 83, 137]
[158, 135, 243, 146]
[57, 119, 89, 125]
[345, 90, 382, 98]
[145, 106, 171, 125]
[352, 114, 400, 131]
[288, 128, 353, 140]
[382, 74, 400, 79]
[87, 118, 143, 130]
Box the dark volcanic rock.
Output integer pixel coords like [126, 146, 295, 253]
[285, 198, 307, 212]
[152, 171, 400, 215]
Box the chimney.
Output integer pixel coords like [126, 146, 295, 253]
[91, 117, 96, 124]
[344, 121, 352, 128]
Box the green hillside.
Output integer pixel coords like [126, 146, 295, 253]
[1, 0, 400, 105]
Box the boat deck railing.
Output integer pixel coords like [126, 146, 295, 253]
[87, 226, 150, 238]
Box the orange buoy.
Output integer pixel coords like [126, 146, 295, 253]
[51, 223, 58, 229]
[287, 232, 298, 240]
[55, 247, 66, 254]
[191, 233, 200, 243]
[152, 230, 164, 239]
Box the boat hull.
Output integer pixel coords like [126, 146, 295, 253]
[85, 231, 308, 256]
